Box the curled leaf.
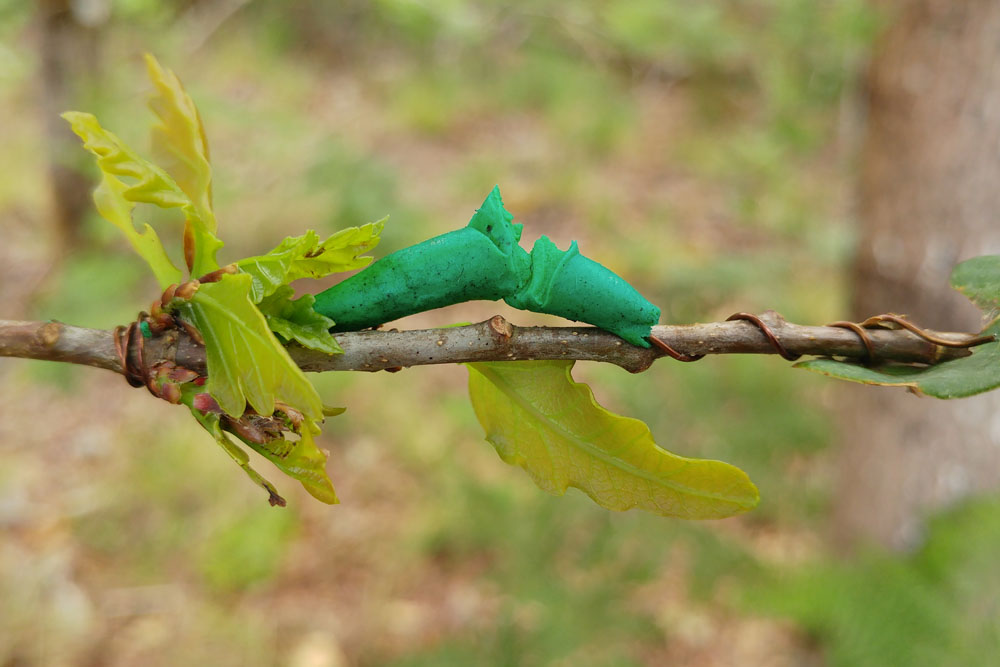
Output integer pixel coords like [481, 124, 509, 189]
[63, 111, 187, 206]
[184, 395, 286, 507]
[236, 419, 339, 504]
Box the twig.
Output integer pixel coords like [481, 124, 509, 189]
[0, 311, 988, 377]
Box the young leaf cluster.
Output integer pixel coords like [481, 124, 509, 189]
[65, 55, 384, 505]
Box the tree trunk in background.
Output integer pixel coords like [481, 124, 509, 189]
[834, 0, 1000, 552]
[37, 0, 104, 248]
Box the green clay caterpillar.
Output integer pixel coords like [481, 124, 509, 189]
[312, 186, 660, 348]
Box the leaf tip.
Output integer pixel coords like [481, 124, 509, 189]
[143, 52, 172, 86]
[60, 110, 92, 132]
[309, 487, 340, 505]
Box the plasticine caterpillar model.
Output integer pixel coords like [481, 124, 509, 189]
[312, 186, 660, 348]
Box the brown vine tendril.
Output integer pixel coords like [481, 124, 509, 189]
[825, 313, 996, 364]
[647, 333, 705, 362]
[648, 311, 803, 362]
[858, 314, 997, 348]
[827, 320, 876, 361]
[725, 312, 802, 361]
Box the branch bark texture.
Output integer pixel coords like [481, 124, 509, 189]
[0, 312, 983, 378]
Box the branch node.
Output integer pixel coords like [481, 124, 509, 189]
[489, 315, 513, 341]
[39, 321, 62, 348]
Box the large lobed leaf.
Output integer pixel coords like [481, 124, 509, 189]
[174, 273, 324, 420]
[467, 360, 759, 519]
[236, 220, 385, 303]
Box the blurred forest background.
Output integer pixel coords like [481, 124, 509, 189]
[3, 1, 1000, 665]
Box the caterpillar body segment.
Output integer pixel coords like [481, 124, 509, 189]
[505, 236, 660, 347]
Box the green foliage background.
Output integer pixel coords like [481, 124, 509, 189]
[2, 1, 996, 665]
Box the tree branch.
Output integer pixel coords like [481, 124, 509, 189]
[0, 312, 987, 379]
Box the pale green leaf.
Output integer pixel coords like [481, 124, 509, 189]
[92, 173, 183, 288]
[467, 360, 759, 519]
[257, 286, 343, 354]
[237, 420, 339, 504]
[144, 53, 214, 221]
[174, 273, 324, 420]
[236, 219, 385, 302]
[62, 110, 222, 276]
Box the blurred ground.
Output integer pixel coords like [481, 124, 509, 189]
[2, 2, 997, 666]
